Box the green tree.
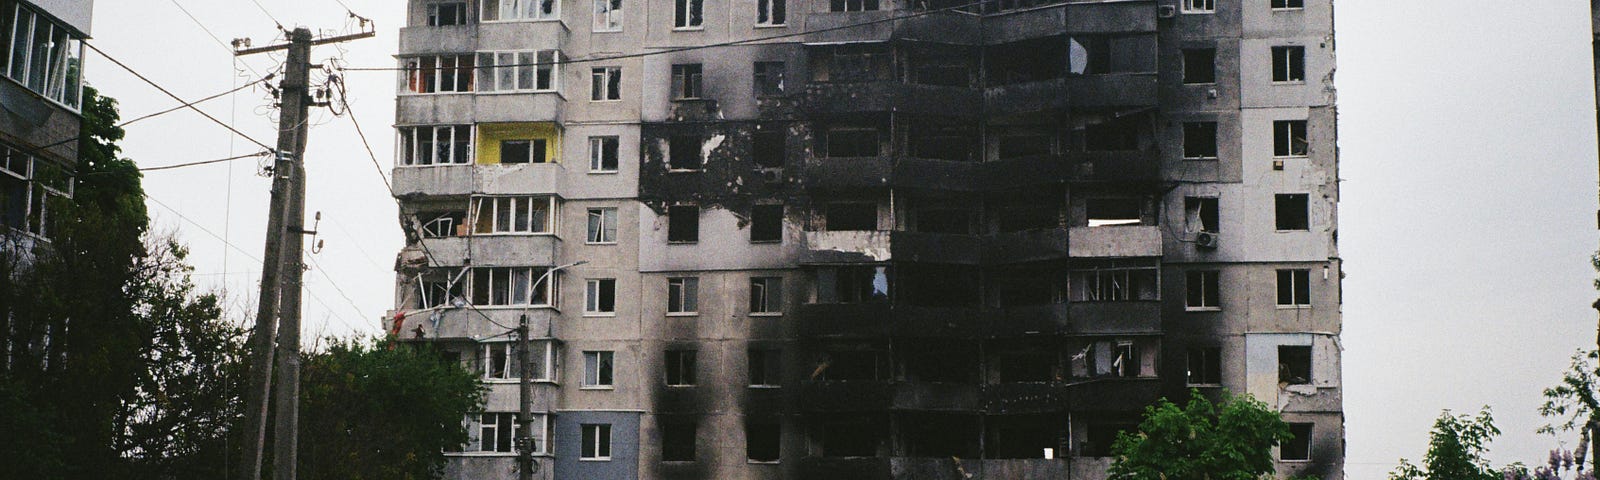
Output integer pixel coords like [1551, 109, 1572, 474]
[297, 338, 485, 480]
[1540, 349, 1600, 473]
[1108, 390, 1293, 480]
[1389, 407, 1501, 480]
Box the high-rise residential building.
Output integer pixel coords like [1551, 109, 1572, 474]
[387, 0, 1343, 478]
[0, 0, 91, 249]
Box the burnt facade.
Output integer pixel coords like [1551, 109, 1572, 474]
[388, 0, 1343, 478]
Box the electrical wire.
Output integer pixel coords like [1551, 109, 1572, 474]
[25, 76, 274, 155]
[246, 0, 288, 32]
[139, 151, 272, 172]
[165, 0, 267, 78]
[340, 0, 992, 72]
[85, 42, 277, 152]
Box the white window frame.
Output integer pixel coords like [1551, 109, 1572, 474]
[2, 3, 83, 109]
[585, 278, 617, 315]
[470, 266, 557, 307]
[1276, 269, 1311, 308]
[470, 195, 556, 235]
[590, 66, 621, 101]
[1273, 120, 1309, 158]
[1185, 346, 1223, 386]
[756, 0, 785, 26]
[1181, 0, 1214, 13]
[667, 277, 699, 315]
[586, 207, 618, 244]
[426, 1, 472, 26]
[582, 351, 615, 389]
[479, 340, 555, 382]
[480, 0, 559, 22]
[1271, 0, 1304, 11]
[665, 349, 697, 386]
[581, 423, 612, 460]
[1271, 45, 1306, 83]
[830, 0, 880, 12]
[589, 136, 619, 173]
[1185, 270, 1220, 311]
[594, 0, 624, 31]
[1069, 268, 1159, 302]
[673, 0, 703, 29]
[749, 276, 783, 315]
[476, 50, 559, 93]
[398, 125, 474, 166]
[463, 413, 550, 455]
[402, 54, 476, 94]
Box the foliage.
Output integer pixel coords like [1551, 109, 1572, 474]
[1107, 389, 1293, 480]
[1390, 407, 1502, 480]
[298, 338, 485, 480]
[1502, 446, 1596, 480]
[1543, 346, 1600, 474]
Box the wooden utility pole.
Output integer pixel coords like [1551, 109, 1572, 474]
[235, 25, 373, 480]
[517, 314, 534, 480]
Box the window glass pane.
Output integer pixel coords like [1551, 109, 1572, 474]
[8, 10, 27, 81]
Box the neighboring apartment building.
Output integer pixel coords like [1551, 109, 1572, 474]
[0, 0, 90, 249]
[386, 0, 1343, 478]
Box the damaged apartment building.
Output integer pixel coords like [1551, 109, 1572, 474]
[0, 0, 88, 252]
[386, 0, 1343, 478]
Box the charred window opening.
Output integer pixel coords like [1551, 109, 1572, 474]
[820, 416, 884, 457]
[993, 268, 1060, 307]
[660, 416, 697, 461]
[997, 350, 1057, 383]
[1185, 270, 1220, 310]
[902, 414, 979, 458]
[987, 40, 1063, 85]
[814, 350, 889, 381]
[913, 207, 977, 235]
[1279, 346, 1312, 385]
[746, 418, 781, 462]
[668, 205, 700, 243]
[1274, 119, 1309, 157]
[998, 133, 1055, 159]
[908, 123, 978, 162]
[1069, 268, 1158, 302]
[996, 199, 1059, 233]
[1183, 122, 1218, 159]
[1186, 346, 1222, 385]
[1276, 269, 1311, 306]
[1283, 423, 1313, 460]
[1274, 193, 1309, 231]
[986, 415, 1066, 459]
[1184, 197, 1218, 233]
[419, 211, 466, 238]
[750, 276, 784, 314]
[1086, 198, 1142, 227]
[1183, 47, 1216, 84]
[754, 61, 786, 96]
[671, 63, 703, 98]
[668, 136, 703, 170]
[1069, 36, 1111, 74]
[1082, 422, 1136, 457]
[1069, 35, 1156, 74]
[1082, 118, 1140, 152]
[750, 204, 783, 242]
[901, 340, 979, 383]
[908, 49, 973, 87]
[825, 202, 878, 231]
[665, 349, 697, 386]
[826, 126, 880, 158]
[898, 264, 979, 307]
[753, 130, 785, 168]
[1272, 46, 1306, 82]
[815, 46, 891, 83]
[817, 266, 891, 304]
[748, 349, 782, 387]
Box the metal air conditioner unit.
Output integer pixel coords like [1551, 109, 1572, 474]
[1195, 231, 1219, 249]
[1158, 5, 1178, 18]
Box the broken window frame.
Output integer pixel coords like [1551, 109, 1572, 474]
[589, 136, 619, 173]
[481, 341, 520, 380]
[673, 0, 704, 28]
[1273, 119, 1309, 157]
[1274, 193, 1310, 231]
[750, 204, 783, 243]
[752, 130, 785, 168]
[1183, 196, 1219, 235]
[472, 412, 517, 453]
[1068, 268, 1159, 302]
[593, 0, 623, 31]
[1271, 45, 1306, 83]
[745, 418, 781, 462]
[1180, 0, 1213, 13]
[1182, 47, 1216, 84]
[404, 54, 476, 94]
[585, 278, 617, 315]
[824, 202, 879, 231]
[470, 266, 556, 307]
[667, 277, 700, 314]
[756, 0, 786, 26]
[1282, 423, 1314, 461]
[1271, 0, 1305, 10]
[667, 135, 704, 171]
[586, 207, 618, 244]
[590, 66, 622, 101]
[829, 0, 880, 12]
[660, 416, 698, 461]
[1182, 122, 1219, 160]
[825, 126, 880, 158]
[748, 349, 781, 387]
[1278, 345, 1312, 385]
[426, 1, 471, 26]
[470, 195, 555, 235]
[1185, 269, 1221, 311]
[1276, 269, 1311, 307]
[667, 204, 700, 243]
[1186, 346, 1222, 385]
[581, 423, 613, 459]
[476, 50, 558, 93]
[0, 145, 70, 239]
[1, 2, 83, 109]
[1085, 198, 1143, 227]
[398, 125, 473, 166]
[665, 349, 697, 386]
[480, 0, 559, 22]
[582, 351, 615, 388]
[749, 276, 784, 315]
[670, 63, 703, 99]
[753, 61, 786, 96]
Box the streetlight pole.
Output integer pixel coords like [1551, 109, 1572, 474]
[519, 260, 586, 480]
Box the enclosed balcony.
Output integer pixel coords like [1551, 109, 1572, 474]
[1067, 225, 1161, 257]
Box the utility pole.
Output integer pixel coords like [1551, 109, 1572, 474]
[234, 24, 374, 480]
[517, 314, 533, 480]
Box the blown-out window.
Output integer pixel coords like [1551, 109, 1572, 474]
[398, 125, 472, 166]
[470, 266, 555, 306]
[405, 55, 475, 93]
[1069, 269, 1158, 302]
[477, 50, 558, 92]
[481, 0, 557, 21]
[471, 196, 554, 234]
[1, 2, 83, 108]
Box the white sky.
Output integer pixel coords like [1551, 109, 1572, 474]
[83, 0, 1600, 477]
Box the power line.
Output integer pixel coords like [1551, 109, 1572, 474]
[24, 76, 274, 157]
[139, 151, 271, 172]
[84, 42, 277, 152]
[340, 1, 989, 73]
[246, 0, 288, 32]
[166, 0, 267, 78]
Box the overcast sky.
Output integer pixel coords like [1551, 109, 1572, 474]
[82, 0, 1600, 477]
